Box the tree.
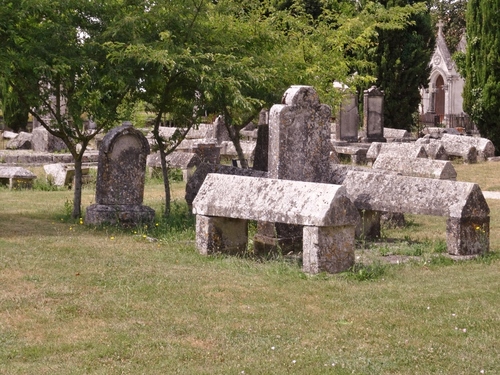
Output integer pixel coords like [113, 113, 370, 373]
[0, 82, 30, 132]
[430, 0, 467, 54]
[463, 0, 500, 153]
[368, 0, 435, 131]
[0, 0, 134, 218]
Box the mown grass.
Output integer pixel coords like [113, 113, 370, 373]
[0, 163, 499, 374]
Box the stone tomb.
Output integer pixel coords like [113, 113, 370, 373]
[85, 124, 155, 227]
[192, 174, 360, 274]
[0, 166, 37, 189]
[340, 170, 489, 256]
[372, 154, 457, 180]
[366, 142, 428, 162]
[441, 133, 493, 162]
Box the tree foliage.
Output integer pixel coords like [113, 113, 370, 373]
[366, 0, 434, 131]
[430, 0, 466, 54]
[464, 0, 500, 153]
[0, 0, 134, 217]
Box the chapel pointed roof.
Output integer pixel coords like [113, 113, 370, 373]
[435, 20, 454, 71]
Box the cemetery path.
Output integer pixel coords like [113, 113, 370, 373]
[483, 191, 500, 200]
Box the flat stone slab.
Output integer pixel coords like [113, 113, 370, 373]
[192, 174, 359, 227]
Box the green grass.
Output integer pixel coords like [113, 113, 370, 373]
[0, 164, 499, 374]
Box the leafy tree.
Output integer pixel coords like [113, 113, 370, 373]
[463, 0, 500, 153]
[0, 0, 134, 218]
[0, 82, 30, 132]
[430, 0, 466, 53]
[368, 0, 435, 131]
[107, 0, 212, 217]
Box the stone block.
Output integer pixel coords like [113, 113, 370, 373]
[196, 215, 248, 255]
[302, 225, 355, 274]
[31, 127, 67, 152]
[6, 132, 32, 150]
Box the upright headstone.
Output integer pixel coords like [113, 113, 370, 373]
[214, 115, 231, 143]
[333, 82, 359, 144]
[252, 109, 269, 171]
[362, 86, 386, 143]
[254, 85, 333, 253]
[85, 123, 155, 227]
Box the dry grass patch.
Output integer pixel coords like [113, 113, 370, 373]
[0, 164, 499, 374]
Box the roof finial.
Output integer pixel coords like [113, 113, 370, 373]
[437, 19, 445, 36]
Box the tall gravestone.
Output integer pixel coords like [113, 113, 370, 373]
[253, 85, 333, 254]
[333, 81, 359, 144]
[252, 108, 269, 171]
[361, 86, 386, 143]
[85, 123, 155, 227]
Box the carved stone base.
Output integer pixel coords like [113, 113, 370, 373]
[85, 204, 155, 227]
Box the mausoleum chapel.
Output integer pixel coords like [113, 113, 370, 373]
[420, 21, 469, 129]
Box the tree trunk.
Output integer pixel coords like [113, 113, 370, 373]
[225, 122, 248, 169]
[159, 146, 171, 217]
[72, 156, 83, 219]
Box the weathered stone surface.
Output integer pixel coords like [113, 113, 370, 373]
[441, 133, 494, 161]
[2, 131, 18, 139]
[85, 123, 154, 227]
[193, 174, 359, 227]
[333, 145, 368, 165]
[0, 166, 37, 189]
[372, 154, 457, 180]
[362, 86, 386, 143]
[420, 141, 449, 160]
[366, 142, 427, 161]
[31, 127, 67, 152]
[268, 85, 333, 183]
[6, 132, 32, 150]
[85, 204, 155, 228]
[185, 123, 214, 139]
[147, 151, 200, 169]
[194, 141, 220, 164]
[185, 163, 268, 208]
[439, 134, 478, 163]
[384, 127, 411, 142]
[44, 163, 70, 186]
[341, 170, 490, 255]
[192, 174, 359, 274]
[196, 215, 248, 255]
[43, 162, 94, 187]
[302, 225, 355, 274]
[214, 116, 231, 143]
[219, 141, 255, 161]
[259, 85, 334, 253]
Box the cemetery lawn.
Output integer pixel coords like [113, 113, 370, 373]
[1, 166, 499, 374]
